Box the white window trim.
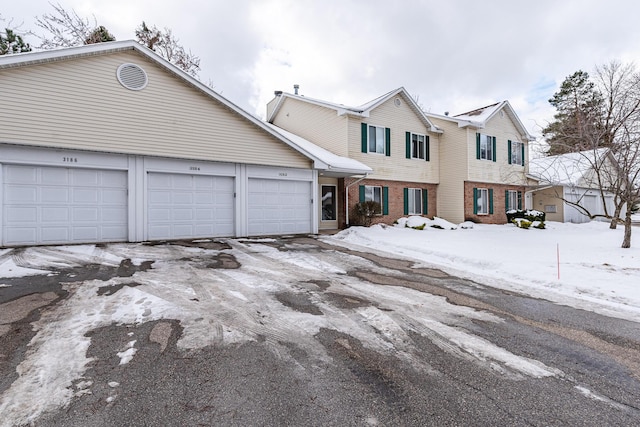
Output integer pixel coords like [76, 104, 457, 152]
[479, 134, 494, 161]
[367, 124, 386, 155]
[321, 184, 337, 222]
[511, 141, 524, 166]
[367, 124, 387, 156]
[477, 188, 489, 215]
[507, 190, 518, 211]
[364, 185, 383, 214]
[411, 133, 426, 160]
[408, 188, 423, 215]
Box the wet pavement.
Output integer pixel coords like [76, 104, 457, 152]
[1, 236, 640, 426]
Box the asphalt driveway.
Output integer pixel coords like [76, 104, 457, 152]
[1, 236, 639, 426]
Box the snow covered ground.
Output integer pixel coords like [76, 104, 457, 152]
[325, 218, 640, 323]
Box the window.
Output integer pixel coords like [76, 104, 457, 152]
[505, 190, 522, 211]
[361, 123, 390, 156]
[509, 140, 525, 166]
[369, 125, 385, 154]
[476, 133, 496, 161]
[544, 205, 557, 213]
[364, 185, 382, 205]
[321, 185, 336, 221]
[405, 188, 424, 214]
[359, 185, 389, 215]
[405, 132, 430, 160]
[473, 187, 493, 215]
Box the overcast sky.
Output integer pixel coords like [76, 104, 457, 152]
[4, 1, 640, 141]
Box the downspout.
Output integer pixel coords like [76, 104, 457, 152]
[345, 174, 370, 226]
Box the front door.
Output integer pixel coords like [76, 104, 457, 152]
[319, 179, 338, 230]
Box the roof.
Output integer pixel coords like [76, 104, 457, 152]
[0, 40, 366, 174]
[266, 124, 372, 176]
[528, 149, 610, 187]
[268, 87, 443, 133]
[426, 100, 535, 142]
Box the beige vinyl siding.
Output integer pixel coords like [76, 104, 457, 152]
[347, 95, 439, 184]
[532, 186, 565, 222]
[467, 113, 528, 185]
[429, 116, 469, 224]
[0, 51, 310, 169]
[271, 97, 348, 157]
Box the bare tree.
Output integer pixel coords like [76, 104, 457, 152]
[135, 21, 200, 77]
[33, 2, 109, 49]
[539, 61, 640, 248]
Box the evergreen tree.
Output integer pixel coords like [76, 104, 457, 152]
[1, 28, 31, 55]
[543, 71, 605, 155]
[84, 25, 115, 44]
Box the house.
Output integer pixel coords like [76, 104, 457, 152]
[426, 102, 536, 224]
[0, 41, 370, 247]
[268, 89, 536, 227]
[267, 87, 442, 229]
[527, 149, 621, 223]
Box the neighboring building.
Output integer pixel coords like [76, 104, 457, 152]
[426, 102, 536, 224]
[267, 87, 442, 229]
[527, 149, 622, 223]
[0, 41, 369, 247]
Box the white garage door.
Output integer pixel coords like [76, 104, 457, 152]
[2, 165, 128, 246]
[248, 178, 312, 235]
[147, 172, 235, 240]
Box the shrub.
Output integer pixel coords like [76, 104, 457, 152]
[506, 209, 546, 223]
[518, 219, 532, 229]
[534, 221, 546, 229]
[351, 201, 381, 226]
[412, 223, 426, 230]
[430, 224, 444, 229]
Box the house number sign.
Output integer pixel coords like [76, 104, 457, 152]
[62, 157, 78, 163]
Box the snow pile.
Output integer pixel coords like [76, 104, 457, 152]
[328, 221, 640, 322]
[395, 216, 458, 230]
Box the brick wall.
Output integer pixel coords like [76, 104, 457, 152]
[340, 178, 438, 227]
[464, 181, 527, 224]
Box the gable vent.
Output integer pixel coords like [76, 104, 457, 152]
[117, 63, 148, 91]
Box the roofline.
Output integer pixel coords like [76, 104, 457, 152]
[268, 87, 443, 133]
[0, 40, 333, 170]
[427, 100, 536, 141]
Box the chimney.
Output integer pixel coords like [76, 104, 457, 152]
[274, 90, 283, 96]
[293, 84, 299, 95]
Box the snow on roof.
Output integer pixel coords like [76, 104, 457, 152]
[528, 149, 609, 186]
[453, 101, 502, 122]
[265, 124, 372, 175]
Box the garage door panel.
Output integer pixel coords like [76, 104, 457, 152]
[7, 207, 38, 222]
[41, 227, 69, 243]
[248, 178, 311, 236]
[147, 173, 235, 240]
[5, 186, 37, 202]
[2, 165, 128, 246]
[43, 188, 70, 202]
[43, 207, 70, 221]
[5, 166, 37, 183]
[41, 168, 69, 184]
[72, 207, 98, 221]
[73, 189, 99, 203]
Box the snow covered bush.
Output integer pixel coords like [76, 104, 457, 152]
[507, 209, 545, 229]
